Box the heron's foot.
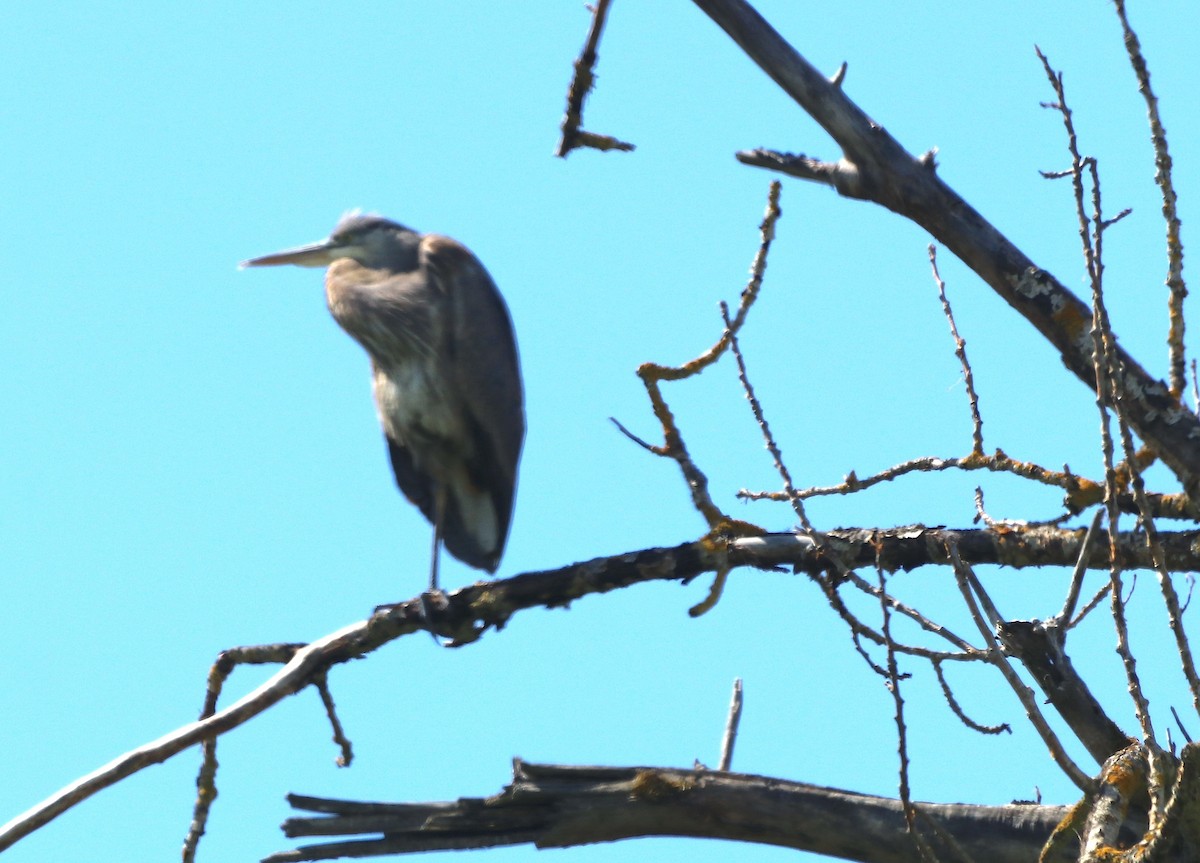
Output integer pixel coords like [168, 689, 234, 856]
[418, 589, 452, 648]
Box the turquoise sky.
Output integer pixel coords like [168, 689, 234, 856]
[3, 3, 1197, 862]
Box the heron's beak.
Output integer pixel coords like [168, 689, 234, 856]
[239, 237, 352, 269]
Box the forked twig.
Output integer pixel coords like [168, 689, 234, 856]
[182, 642, 308, 863]
[630, 181, 782, 530]
[948, 544, 1093, 792]
[557, 0, 635, 158]
[624, 182, 783, 615]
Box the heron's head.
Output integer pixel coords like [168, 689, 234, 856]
[239, 211, 421, 271]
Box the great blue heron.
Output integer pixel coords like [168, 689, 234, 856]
[241, 212, 524, 592]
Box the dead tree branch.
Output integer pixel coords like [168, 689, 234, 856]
[930, 244, 985, 456]
[265, 760, 1070, 863]
[742, 451, 1193, 522]
[688, 0, 1200, 504]
[8, 523, 1196, 854]
[1112, 0, 1188, 398]
[947, 544, 1094, 791]
[557, 0, 635, 157]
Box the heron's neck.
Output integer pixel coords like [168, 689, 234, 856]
[324, 260, 436, 363]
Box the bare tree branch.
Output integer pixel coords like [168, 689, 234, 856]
[996, 619, 1131, 765]
[717, 678, 743, 771]
[266, 760, 1069, 863]
[930, 244, 984, 456]
[557, 0, 635, 157]
[1081, 745, 1148, 857]
[9, 521, 1195, 855]
[742, 451, 1193, 522]
[688, 0, 1200, 504]
[947, 542, 1094, 791]
[0, 620, 380, 854]
[1112, 0, 1188, 398]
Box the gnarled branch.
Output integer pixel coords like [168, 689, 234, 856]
[266, 760, 1069, 863]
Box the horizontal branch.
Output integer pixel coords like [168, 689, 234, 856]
[733, 527, 1200, 575]
[266, 760, 1068, 863]
[3, 525, 1188, 853]
[692, 0, 1200, 503]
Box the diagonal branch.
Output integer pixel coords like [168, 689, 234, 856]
[689, 0, 1200, 504]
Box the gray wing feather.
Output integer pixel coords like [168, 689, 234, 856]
[420, 235, 525, 566]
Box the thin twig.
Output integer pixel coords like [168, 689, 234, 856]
[1067, 574, 1111, 627]
[1056, 509, 1106, 625]
[1191, 359, 1200, 415]
[721, 301, 811, 532]
[1170, 706, 1194, 745]
[931, 659, 1011, 736]
[741, 449, 1146, 515]
[876, 565, 937, 863]
[718, 678, 743, 771]
[1113, 406, 1200, 714]
[1043, 43, 1174, 824]
[314, 674, 354, 768]
[608, 416, 657, 452]
[182, 642, 306, 863]
[1079, 75, 1184, 828]
[930, 244, 984, 455]
[947, 541, 1093, 792]
[688, 562, 732, 618]
[972, 487, 993, 527]
[741, 446, 1193, 521]
[1113, 0, 1187, 397]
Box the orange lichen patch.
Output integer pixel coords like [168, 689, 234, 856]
[1041, 796, 1099, 863]
[959, 450, 990, 470]
[1053, 297, 1094, 343]
[1088, 848, 1130, 862]
[1100, 747, 1149, 799]
[631, 769, 694, 801]
[1064, 476, 1106, 512]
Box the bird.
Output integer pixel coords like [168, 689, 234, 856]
[241, 212, 524, 592]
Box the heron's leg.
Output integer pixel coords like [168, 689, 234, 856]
[417, 483, 452, 648]
[429, 482, 448, 591]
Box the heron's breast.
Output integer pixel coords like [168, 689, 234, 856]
[372, 363, 466, 459]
